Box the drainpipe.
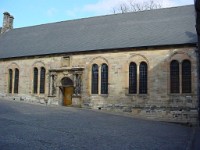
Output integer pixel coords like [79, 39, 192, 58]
[195, 0, 200, 126]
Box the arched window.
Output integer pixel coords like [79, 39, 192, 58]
[139, 62, 147, 94]
[101, 64, 108, 94]
[33, 67, 38, 94]
[170, 60, 180, 93]
[182, 60, 191, 93]
[40, 67, 46, 94]
[14, 68, 19, 93]
[129, 62, 137, 94]
[8, 69, 13, 93]
[91, 64, 98, 94]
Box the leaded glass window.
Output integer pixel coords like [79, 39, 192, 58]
[33, 67, 38, 94]
[170, 60, 180, 93]
[182, 60, 191, 93]
[101, 64, 108, 94]
[139, 62, 147, 94]
[92, 64, 98, 94]
[40, 67, 46, 94]
[14, 68, 19, 93]
[8, 69, 13, 93]
[129, 62, 137, 94]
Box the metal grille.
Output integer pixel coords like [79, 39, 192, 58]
[182, 60, 191, 93]
[129, 62, 137, 94]
[40, 67, 46, 94]
[101, 64, 108, 94]
[8, 69, 12, 93]
[33, 68, 38, 94]
[91, 64, 98, 94]
[170, 60, 180, 93]
[14, 68, 19, 94]
[139, 62, 147, 94]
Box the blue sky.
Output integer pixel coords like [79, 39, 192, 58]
[0, 0, 194, 28]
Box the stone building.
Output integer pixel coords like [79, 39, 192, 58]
[0, 5, 198, 124]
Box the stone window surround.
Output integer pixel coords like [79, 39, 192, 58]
[167, 52, 195, 95]
[89, 56, 109, 96]
[169, 59, 193, 95]
[125, 54, 149, 95]
[32, 61, 47, 96]
[7, 63, 20, 94]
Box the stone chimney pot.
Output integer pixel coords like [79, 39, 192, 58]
[1, 12, 14, 34]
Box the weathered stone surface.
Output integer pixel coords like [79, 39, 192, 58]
[0, 47, 198, 124]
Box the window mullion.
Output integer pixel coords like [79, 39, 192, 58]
[180, 62, 182, 94]
[137, 64, 139, 94]
[38, 69, 40, 95]
[99, 65, 101, 95]
[12, 69, 14, 94]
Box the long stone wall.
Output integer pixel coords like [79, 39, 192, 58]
[0, 46, 198, 125]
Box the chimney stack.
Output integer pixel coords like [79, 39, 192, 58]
[1, 12, 14, 34]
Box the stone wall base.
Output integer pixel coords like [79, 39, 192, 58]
[82, 104, 198, 126]
[1, 93, 198, 126]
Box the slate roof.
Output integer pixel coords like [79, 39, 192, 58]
[0, 5, 197, 59]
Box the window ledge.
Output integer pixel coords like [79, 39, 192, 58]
[90, 94, 108, 97]
[126, 94, 149, 96]
[100, 94, 108, 97]
[90, 94, 99, 97]
[126, 94, 137, 96]
[169, 93, 193, 96]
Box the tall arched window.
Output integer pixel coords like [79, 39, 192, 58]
[92, 64, 98, 94]
[33, 67, 38, 94]
[40, 67, 46, 94]
[139, 62, 147, 94]
[182, 60, 191, 93]
[129, 62, 137, 94]
[101, 64, 108, 94]
[170, 60, 180, 93]
[8, 69, 13, 93]
[14, 68, 19, 93]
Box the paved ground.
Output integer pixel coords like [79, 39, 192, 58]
[0, 99, 196, 150]
[192, 128, 200, 150]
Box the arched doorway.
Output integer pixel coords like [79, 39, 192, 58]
[61, 77, 74, 106]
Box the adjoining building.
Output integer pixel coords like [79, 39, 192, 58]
[0, 5, 198, 124]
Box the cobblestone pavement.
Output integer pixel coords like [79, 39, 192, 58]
[0, 99, 195, 150]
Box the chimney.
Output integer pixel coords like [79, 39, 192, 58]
[1, 12, 14, 34]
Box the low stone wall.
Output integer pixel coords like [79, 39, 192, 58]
[1, 93, 198, 126]
[0, 93, 48, 105]
[87, 104, 198, 126]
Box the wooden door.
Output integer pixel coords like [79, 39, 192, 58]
[63, 87, 74, 106]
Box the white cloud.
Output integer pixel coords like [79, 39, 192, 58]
[172, 0, 194, 6]
[83, 0, 125, 15]
[46, 8, 57, 17]
[65, 8, 80, 18]
[61, 0, 194, 20]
